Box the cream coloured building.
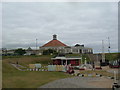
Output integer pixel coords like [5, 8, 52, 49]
[40, 35, 93, 54]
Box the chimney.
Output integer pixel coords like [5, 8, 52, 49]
[53, 34, 57, 40]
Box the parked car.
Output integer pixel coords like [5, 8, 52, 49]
[109, 59, 120, 68]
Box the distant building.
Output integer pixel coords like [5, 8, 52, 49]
[2, 48, 7, 54]
[3, 49, 15, 54]
[2, 48, 15, 56]
[24, 47, 34, 55]
[1, 47, 41, 56]
[40, 35, 93, 54]
[25, 47, 40, 55]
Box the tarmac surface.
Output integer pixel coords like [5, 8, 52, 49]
[10, 63, 26, 71]
[40, 76, 113, 88]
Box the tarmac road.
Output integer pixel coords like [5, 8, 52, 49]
[39, 76, 113, 88]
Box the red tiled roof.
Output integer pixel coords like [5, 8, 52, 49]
[42, 40, 67, 47]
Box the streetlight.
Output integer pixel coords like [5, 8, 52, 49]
[85, 58, 87, 65]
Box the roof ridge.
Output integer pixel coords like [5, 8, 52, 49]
[42, 39, 67, 47]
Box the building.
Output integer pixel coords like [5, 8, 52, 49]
[40, 34, 93, 54]
[40, 34, 67, 53]
[64, 44, 93, 54]
[51, 56, 81, 66]
[24, 47, 35, 55]
[2, 48, 15, 56]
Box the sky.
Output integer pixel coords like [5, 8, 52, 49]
[2, 2, 118, 53]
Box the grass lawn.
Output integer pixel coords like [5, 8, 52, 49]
[2, 55, 72, 88]
[2, 54, 119, 88]
[105, 53, 119, 61]
[3, 71, 71, 88]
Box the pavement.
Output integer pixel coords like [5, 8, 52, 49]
[10, 63, 26, 71]
[40, 76, 113, 88]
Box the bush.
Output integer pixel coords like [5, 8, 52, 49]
[14, 48, 26, 55]
[43, 49, 57, 55]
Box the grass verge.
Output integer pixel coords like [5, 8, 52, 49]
[2, 55, 72, 88]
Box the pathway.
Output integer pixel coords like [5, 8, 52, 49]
[40, 76, 113, 88]
[10, 63, 26, 71]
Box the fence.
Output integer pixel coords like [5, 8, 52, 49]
[29, 64, 41, 69]
[28, 64, 66, 72]
[48, 65, 66, 72]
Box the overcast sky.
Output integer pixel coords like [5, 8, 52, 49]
[2, 2, 118, 53]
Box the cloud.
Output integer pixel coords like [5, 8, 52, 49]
[2, 2, 118, 53]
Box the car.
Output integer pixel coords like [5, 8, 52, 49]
[109, 59, 120, 68]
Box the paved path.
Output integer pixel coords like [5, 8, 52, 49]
[40, 76, 113, 88]
[10, 63, 26, 71]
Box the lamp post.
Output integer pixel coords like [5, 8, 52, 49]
[102, 40, 105, 62]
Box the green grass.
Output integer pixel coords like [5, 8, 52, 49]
[105, 53, 120, 61]
[2, 53, 119, 88]
[2, 55, 72, 88]
[66, 53, 120, 61]
[3, 55, 53, 68]
[2, 55, 53, 59]
[82, 54, 90, 62]
[3, 71, 71, 88]
[66, 54, 90, 62]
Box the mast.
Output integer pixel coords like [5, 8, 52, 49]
[102, 40, 105, 62]
[36, 38, 38, 54]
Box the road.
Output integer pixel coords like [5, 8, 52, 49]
[40, 76, 113, 88]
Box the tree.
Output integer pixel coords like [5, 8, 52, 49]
[43, 49, 57, 55]
[14, 48, 26, 55]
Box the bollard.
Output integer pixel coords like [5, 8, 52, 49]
[107, 76, 111, 79]
[79, 74, 83, 77]
[36, 69, 38, 71]
[82, 74, 84, 77]
[96, 74, 100, 77]
[111, 77, 114, 79]
[88, 74, 92, 77]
